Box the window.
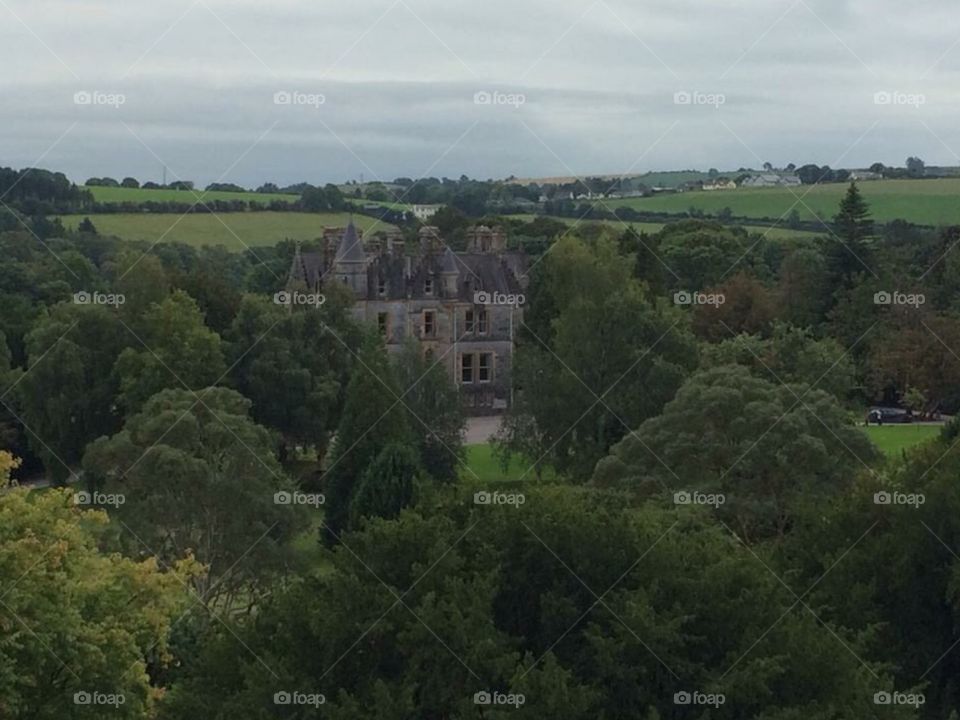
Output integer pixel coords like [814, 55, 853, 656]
[423, 310, 435, 337]
[378, 312, 389, 337]
[378, 277, 387, 297]
[477, 310, 488, 335]
[423, 277, 434, 295]
[464, 310, 475, 333]
[478, 353, 492, 383]
[461, 353, 474, 384]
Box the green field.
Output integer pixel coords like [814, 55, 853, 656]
[59, 212, 396, 250]
[503, 214, 818, 240]
[599, 179, 960, 226]
[863, 424, 942, 457]
[84, 184, 299, 205]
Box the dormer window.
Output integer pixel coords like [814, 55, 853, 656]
[423, 277, 434, 296]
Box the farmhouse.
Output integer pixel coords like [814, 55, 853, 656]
[411, 204, 443, 220]
[850, 170, 883, 181]
[740, 173, 802, 188]
[703, 179, 737, 191]
[287, 222, 527, 413]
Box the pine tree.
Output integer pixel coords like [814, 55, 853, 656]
[350, 443, 421, 526]
[322, 332, 412, 544]
[826, 181, 874, 286]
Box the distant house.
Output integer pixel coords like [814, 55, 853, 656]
[703, 179, 738, 191]
[740, 173, 802, 188]
[411, 204, 443, 221]
[850, 170, 883, 181]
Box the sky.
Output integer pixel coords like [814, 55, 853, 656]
[1, 0, 958, 187]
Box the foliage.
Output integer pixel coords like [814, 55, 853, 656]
[0, 489, 196, 718]
[82, 387, 307, 608]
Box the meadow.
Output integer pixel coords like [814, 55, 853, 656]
[599, 178, 960, 226]
[84, 184, 300, 205]
[504, 214, 819, 240]
[59, 212, 396, 249]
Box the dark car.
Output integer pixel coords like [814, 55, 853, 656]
[866, 407, 914, 425]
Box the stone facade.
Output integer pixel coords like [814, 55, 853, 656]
[287, 222, 527, 414]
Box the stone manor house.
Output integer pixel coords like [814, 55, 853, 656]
[286, 222, 527, 413]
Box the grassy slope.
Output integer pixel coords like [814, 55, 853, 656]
[59, 212, 397, 249]
[84, 185, 299, 205]
[599, 178, 960, 226]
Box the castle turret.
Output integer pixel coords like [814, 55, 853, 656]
[334, 221, 368, 296]
[440, 247, 459, 297]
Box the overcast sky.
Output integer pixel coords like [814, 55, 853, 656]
[2, 0, 958, 187]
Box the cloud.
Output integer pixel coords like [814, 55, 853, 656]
[1, 0, 958, 185]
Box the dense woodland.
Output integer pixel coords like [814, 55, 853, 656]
[4, 178, 960, 718]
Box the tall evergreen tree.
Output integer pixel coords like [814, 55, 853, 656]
[322, 332, 411, 544]
[826, 181, 874, 287]
[350, 442, 421, 526]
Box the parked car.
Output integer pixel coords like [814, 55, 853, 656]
[866, 407, 914, 425]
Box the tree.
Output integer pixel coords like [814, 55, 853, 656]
[0, 488, 196, 718]
[226, 292, 357, 461]
[82, 387, 307, 608]
[905, 156, 926, 178]
[700, 322, 856, 401]
[114, 290, 226, 415]
[322, 333, 412, 543]
[15, 303, 128, 482]
[777, 246, 831, 327]
[350, 443, 420, 525]
[121, 176, 140, 188]
[691, 271, 776, 342]
[391, 339, 465, 483]
[160, 487, 907, 719]
[826, 182, 874, 288]
[593, 365, 879, 541]
[497, 234, 697, 478]
[656, 221, 753, 291]
[77, 216, 98, 234]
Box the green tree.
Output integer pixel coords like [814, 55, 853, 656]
[350, 443, 420, 525]
[391, 338, 465, 483]
[0, 488, 196, 719]
[15, 303, 127, 482]
[593, 364, 879, 541]
[82, 387, 307, 608]
[226, 291, 358, 461]
[114, 290, 226, 415]
[826, 182, 874, 287]
[322, 332, 412, 543]
[497, 234, 696, 478]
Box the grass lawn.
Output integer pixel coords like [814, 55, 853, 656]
[461, 444, 552, 484]
[599, 178, 960, 226]
[84, 185, 299, 205]
[59, 212, 397, 250]
[863, 424, 942, 457]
